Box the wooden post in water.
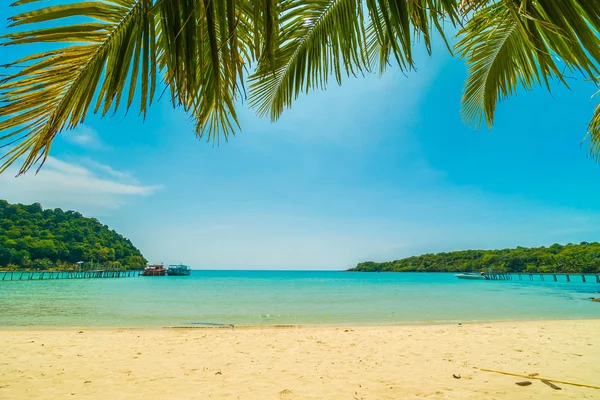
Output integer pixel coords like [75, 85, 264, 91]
[553, 274, 557, 281]
[566, 274, 570, 282]
[582, 275, 586, 283]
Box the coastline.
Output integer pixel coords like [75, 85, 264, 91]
[2, 315, 600, 331]
[0, 316, 600, 331]
[2, 320, 599, 399]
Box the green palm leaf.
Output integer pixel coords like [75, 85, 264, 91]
[457, 0, 600, 130]
[586, 93, 600, 160]
[248, 0, 368, 120]
[4, 0, 600, 173]
[0, 0, 156, 174]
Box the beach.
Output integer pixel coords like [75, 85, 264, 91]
[1, 320, 599, 399]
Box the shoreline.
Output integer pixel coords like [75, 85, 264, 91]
[2, 319, 599, 399]
[2, 316, 600, 331]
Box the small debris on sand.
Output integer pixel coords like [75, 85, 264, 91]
[541, 380, 561, 390]
[515, 381, 532, 386]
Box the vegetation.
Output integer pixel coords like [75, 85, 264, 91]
[0, 200, 146, 270]
[1, 1, 600, 174]
[349, 242, 600, 273]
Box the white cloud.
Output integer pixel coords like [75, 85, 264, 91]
[0, 156, 162, 213]
[80, 158, 137, 182]
[62, 126, 107, 150]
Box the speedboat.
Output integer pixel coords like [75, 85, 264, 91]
[455, 272, 488, 280]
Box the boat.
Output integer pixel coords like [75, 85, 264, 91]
[140, 264, 167, 276]
[455, 272, 488, 280]
[166, 264, 191, 276]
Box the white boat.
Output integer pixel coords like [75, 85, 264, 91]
[455, 272, 488, 280]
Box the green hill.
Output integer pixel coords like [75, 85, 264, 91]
[0, 200, 146, 270]
[349, 242, 600, 273]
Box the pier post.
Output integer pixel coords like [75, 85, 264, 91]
[540, 274, 544, 281]
[582, 275, 586, 283]
[566, 275, 570, 282]
[553, 274, 557, 281]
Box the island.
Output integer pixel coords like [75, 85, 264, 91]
[0, 200, 146, 270]
[349, 242, 600, 273]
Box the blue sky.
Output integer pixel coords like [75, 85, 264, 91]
[2, 6, 600, 269]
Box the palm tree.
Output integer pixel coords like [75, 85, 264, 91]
[0, 0, 599, 174]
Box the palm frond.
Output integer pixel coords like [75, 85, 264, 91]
[3, 0, 599, 172]
[0, 0, 156, 174]
[457, 0, 600, 128]
[248, 0, 368, 120]
[155, 0, 247, 143]
[586, 91, 600, 160]
[365, 0, 462, 72]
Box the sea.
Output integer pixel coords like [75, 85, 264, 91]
[1, 271, 599, 328]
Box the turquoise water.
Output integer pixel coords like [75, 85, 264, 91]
[0, 271, 599, 327]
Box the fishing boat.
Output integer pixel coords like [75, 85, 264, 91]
[140, 264, 167, 276]
[166, 264, 191, 276]
[455, 272, 488, 280]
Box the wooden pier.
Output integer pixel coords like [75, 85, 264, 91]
[0, 269, 141, 281]
[484, 272, 600, 283]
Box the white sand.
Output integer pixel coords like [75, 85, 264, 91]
[1, 320, 599, 399]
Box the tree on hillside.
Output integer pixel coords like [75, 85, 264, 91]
[350, 242, 600, 273]
[0, 200, 147, 270]
[0, 0, 599, 174]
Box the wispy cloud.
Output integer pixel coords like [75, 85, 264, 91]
[62, 126, 107, 150]
[80, 158, 138, 183]
[0, 157, 162, 213]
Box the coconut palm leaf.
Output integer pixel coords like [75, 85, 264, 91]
[248, 0, 369, 120]
[0, 0, 157, 174]
[371, 0, 462, 61]
[3, 0, 600, 173]
[154, 0, 243, 143]
[249, 0, 463, 121]
[586, 94, 600, 159]
[457, 0, 600, 129]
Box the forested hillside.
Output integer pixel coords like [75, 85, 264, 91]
[0, 200, 146, 270]
[349, 243, 600, 273]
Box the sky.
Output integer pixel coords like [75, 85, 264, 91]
[2, 6, 600, 270]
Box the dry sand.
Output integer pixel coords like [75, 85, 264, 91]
[1, 320, 599, 399]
